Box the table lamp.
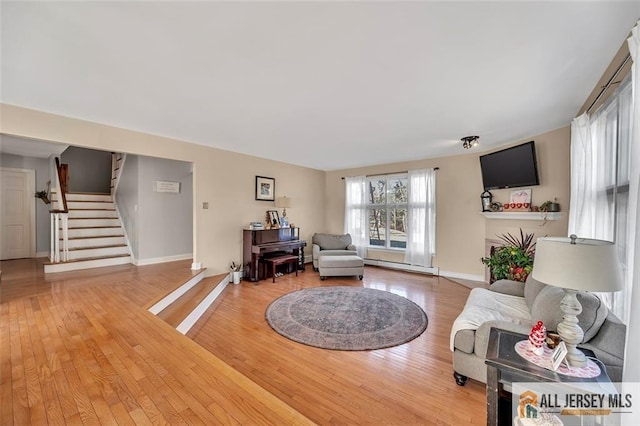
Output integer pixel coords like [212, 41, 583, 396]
[275, 196, 292, 226]
[531, 235, 622, 367]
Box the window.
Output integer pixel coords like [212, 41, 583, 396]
[569, 74, 633, 322]
[366, 175, 408, 249]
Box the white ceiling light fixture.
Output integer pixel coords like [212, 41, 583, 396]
[461, 136, 479, 149]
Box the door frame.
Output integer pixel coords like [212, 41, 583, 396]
[1, 167, 36, 259]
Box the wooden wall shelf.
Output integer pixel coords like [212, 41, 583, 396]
[480, 212, 563, 221]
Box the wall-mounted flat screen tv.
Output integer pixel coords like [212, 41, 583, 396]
[479, 141, 540, 190]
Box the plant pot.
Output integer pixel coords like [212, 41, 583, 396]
[547, 202, 560, 212]
[232, 271, 241, 285]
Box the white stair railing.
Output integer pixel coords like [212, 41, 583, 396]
[50, 212, 69, 262]
[50, 157, 69, 263]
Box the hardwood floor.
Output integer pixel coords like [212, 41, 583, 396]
[1, 259, 486, 425]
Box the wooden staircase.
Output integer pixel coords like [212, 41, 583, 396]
[45, 191, 132, 273]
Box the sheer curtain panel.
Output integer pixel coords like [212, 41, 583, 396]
[344, 176, 368, 258]
[568, 67, 635, 323]
[404, 169, 436, 267]
[624, 18, 640, 385]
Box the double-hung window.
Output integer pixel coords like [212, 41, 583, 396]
[367, 174, 408, 249]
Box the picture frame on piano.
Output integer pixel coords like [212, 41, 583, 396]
[255, 176, 276, 201]
[267, 210, 280, 228]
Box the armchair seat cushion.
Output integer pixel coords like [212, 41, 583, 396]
[318, 249, 357, 257]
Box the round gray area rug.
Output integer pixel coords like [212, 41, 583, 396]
[265, 286, 428, 350]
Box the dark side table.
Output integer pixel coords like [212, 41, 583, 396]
[485, 327, 613, 426]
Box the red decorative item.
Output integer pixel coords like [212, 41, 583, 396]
[528, 321, 546, 355]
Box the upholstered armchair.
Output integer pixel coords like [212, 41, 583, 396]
[311, 233, 357, 271]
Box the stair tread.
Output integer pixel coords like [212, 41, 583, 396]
[157, 277, 221, 327]
[68, 244, 128, 251]
[68, 208, 115, 210]
[64, 235, 124, 240]
[44, 253, 131, 264]
[67, 226, 121, 229]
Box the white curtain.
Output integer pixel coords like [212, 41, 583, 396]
[344, 176, 368, 258]
[404, 168, 436, 267]
[624, 20, 640, 384]
[568, 46, 636, 323]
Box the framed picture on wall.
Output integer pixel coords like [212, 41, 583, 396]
[255, 176, 275, 201]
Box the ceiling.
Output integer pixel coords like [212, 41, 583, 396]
[0, 134, 68, 159]
[1, 2, 638, 171]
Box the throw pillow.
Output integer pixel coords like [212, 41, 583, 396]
[524, 275, 547, 311]
[530, 286, 609, 342]
[490, 279, 525, 297]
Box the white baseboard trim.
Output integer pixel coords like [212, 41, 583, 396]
[176, 274, 230, 335]
[148, 269, 206, 315]
[439, 270, 485, 282]
[364, 259, 439, 275]
[191, 262, 202, 270]
[134, 253, 193, 266]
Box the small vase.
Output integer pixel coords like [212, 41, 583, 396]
[232, 271, 241, 285]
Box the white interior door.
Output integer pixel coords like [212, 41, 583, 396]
[1, 168, 36, 260]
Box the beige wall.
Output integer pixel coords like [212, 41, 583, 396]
[0, 104, 326, 275]
[325, 126, 571, 280]
[1, 103, 570, 280]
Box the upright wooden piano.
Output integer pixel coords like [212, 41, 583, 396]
[243, 227, 306, 282]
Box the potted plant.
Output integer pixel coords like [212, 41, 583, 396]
[540, 198, 560, 212]
[230, 261, 242, 285]
[481, 229, 536, 283]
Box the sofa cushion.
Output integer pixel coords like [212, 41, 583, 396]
[490, 279, 525, 297]
[312, 233, 353, 250]
[530, 286, 609, 342]
[524, 275, 547, 311]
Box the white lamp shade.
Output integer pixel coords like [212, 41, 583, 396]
[275, 196, 292, 208]
[532, 236, 622, 292]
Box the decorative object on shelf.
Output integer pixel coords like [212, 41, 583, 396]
[481, 190, 493, 212]
[461, 135, 479, 149]
[481, 229, 536, 283]
[540, 198, 560, 212]
[266, 210, 280, 228]
[508, 188, 532, 211]
[532, 235, 622, 367]
[34, 180, 51, 204]
[275, 196, 292, 227]
[490, 202, 503, 212]
[527, 321, 546, 355]
[255, 176, 275, 201]
[249, 221, 264, 230]
[230, 261, 242, 284]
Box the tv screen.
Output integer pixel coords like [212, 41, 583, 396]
[479, 141, 540, 190]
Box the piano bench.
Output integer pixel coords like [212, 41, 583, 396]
[263, 255, 299, 283]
